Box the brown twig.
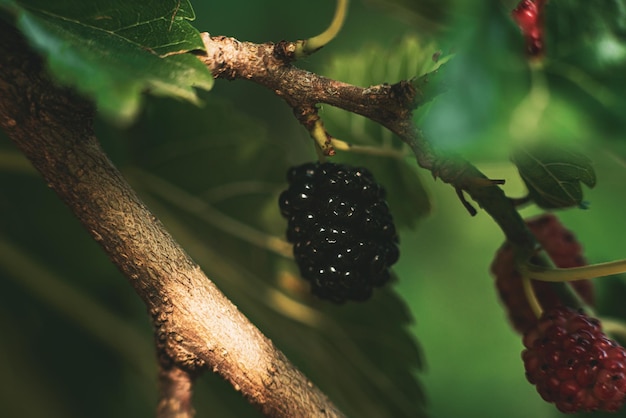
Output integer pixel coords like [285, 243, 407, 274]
[157, 362, 196, 418]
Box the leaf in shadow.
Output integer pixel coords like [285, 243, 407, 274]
[2, 0, 213, 124]
[511, 144, 596, 209]
[121, 96, 427, 418]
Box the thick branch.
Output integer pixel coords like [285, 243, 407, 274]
[199, 34, 415, 127]
[0, 21, 344, 418]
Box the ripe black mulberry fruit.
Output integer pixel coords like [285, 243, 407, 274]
[279, 162, 399, 303]
[490, 214, 594, 333]
[523, 306, 626, 413]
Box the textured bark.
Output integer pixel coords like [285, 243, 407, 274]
[0, 20, 344, 418]
[199, 34, 416, 129]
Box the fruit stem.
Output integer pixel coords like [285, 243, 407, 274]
[295, 0, 349, 58]
[522, 275, 543, 318]
[521, 259, 626, 282]
[311, 119, 336, 156]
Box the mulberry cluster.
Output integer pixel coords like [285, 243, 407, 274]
[523, 306, 626, 413]
[490, 214, 594, 333]
[279, 162, 399, 303]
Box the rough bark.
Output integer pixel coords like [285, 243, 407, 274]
[0, 19, 344, 418]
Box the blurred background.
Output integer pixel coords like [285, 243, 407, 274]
[3, 0, 626, 417]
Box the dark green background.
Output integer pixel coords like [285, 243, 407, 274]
[3, 0, 626, 417]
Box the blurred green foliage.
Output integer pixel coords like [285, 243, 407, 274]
[3, 0, 626, 418]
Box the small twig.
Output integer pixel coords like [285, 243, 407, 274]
[309, 116, 336, 156]
[157, 363, 196, 418]
[455, 188, 477, 216]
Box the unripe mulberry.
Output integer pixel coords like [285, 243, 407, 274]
[490, 214, 593, 333]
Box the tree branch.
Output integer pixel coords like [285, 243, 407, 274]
[0, 20, 344, 418]
[199, 34, 415, 127]
[198, 33, 537, 251]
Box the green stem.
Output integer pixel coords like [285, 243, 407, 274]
[522, 276, 543, 318]
[295, 0, 349, 58]
[521, 259, 626, 282]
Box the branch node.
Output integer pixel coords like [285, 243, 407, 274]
[390, 79, 418, 109]
[273, 40, 298, 63]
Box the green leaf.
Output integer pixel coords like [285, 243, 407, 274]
[511, 145, 597, 209]
[325, 34, 446, 91]
[310, 286, 426, 418]
[2, 0, 213, 124]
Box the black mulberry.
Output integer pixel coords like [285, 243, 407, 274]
[279, 162, 399, 303]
